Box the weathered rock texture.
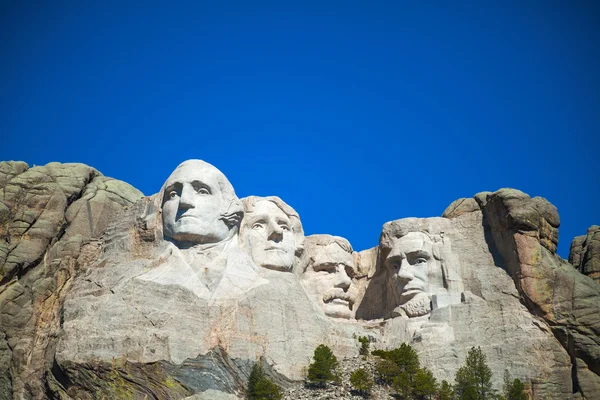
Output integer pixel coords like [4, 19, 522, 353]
[0, 161, 143, 399]
[1, 161, 599, 400]
[570, 225, 600, 284]
[445, 189, 600, 399]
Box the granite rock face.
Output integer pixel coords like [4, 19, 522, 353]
[445, 189, 600, 399]
[1, 160, 599, 400]
[570, 225, 600, 284]
[0, 161, 143, 399]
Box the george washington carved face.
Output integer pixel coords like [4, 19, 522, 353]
[162, 160, 241, 246]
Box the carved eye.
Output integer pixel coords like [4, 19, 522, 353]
[279, 224, 290, 231]
[314, 263, 336, 273]
[252, 222, 265, 230]
[191, 181, 211, 195]
[169, 191, 177, 199]
[413, 258, 427, 266]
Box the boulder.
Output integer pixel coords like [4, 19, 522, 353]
[569, 225, 600, 283]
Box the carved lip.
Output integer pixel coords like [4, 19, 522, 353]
[177, 214, 199, 220]
[264, 246, 286, 252]
[323, 293, 355, 307]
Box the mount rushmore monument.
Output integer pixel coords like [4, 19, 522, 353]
[0, 159, 599, 399]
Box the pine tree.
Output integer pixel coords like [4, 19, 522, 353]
[438, 380, 454, 400]
[413, 367, 437, 400]
[307, 344, 340, 388]
[506, 379, 527, 400]
[375, 358, 400, 385]
[374, 343, 421, 392]
[247, 363, 282, 400]
[350, 367, 374, 396]
[358, 336, 370, 356]
[454, 347, 493, 400]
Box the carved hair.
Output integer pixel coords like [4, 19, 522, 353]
[302, 234, 354, 273]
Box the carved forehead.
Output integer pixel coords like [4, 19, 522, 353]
[245, 200, 290, 222]
[312, 242, 355, 268]
[164, 160, 226, 189]
[394, 231, 433, 253]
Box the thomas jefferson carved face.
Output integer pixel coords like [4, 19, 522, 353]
[302, 238, 356, 319]
[242, 200, 297, 271]
[385, 231, 433, 317]
[162, 160, 238, 245]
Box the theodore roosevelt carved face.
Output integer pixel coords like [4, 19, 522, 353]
[161, 160, 242, 246]
[301, 235, 357, 319]
[240, 196, 304, 272]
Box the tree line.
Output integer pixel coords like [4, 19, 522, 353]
[246, 339, 528, 400]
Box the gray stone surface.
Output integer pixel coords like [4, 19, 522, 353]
[442, 197, 480, 218]
[570, 225, 600, 283]
[480, 189, 600, 399]
[0, 161, 143, 399]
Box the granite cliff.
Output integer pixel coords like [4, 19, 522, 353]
[0, 160, 598, 400]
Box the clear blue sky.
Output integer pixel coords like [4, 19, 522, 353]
[2, 1, 598, 258]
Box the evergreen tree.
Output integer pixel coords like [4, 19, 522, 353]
[374, 342, 421, 393]
[506, 379, 527, 400]
[438, 380, 454, 400]
[454, 347, 493, 400]
[350, 367, 374, 396]
[375, 358, 400, 385]
[247, 363, 282, 400]
[413, 367, 437, 400]
[358, 336, 370, 356]
[307, 344, 340, 388]
[392, 371, 413, 399]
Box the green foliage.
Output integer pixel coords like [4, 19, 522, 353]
[350, 367, 373, 396]
[358, 336, 370, 356]
[413, 367, 437, 400]
[506, 379, 527, 400]
[307, 344, 340, 388]
[374, 343, 420, 388]
[454, 347, 494, 400]
[375, 358, 400, 385]
[439, 380, 454, 400]
[392, 371, 413, 399]
[247, 363, 282, 400]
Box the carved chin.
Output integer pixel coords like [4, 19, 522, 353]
[397, 294, 431, 318]
[323, 305, 352, 319]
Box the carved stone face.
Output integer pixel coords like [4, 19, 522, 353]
[385, 231, 433, 317]
[302, 241, 356, 319]
[243, 200, 296, 271]
[162, 160, 231, 244]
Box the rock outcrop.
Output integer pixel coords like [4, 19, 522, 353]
[570, 225, 600, 284]
[1, 160, 599, 400]
[0, 161, 143, 399]
[445, 189, 600, 398]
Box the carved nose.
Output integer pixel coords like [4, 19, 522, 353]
[396, 259, 414, 283]
[334, 265, 352, 291]
[388, 255, 413, 283]
[267, 222, 283, 242]
[179, 185, 195, 210]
